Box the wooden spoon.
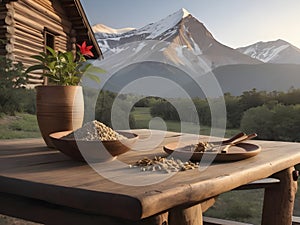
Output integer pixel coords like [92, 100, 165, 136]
[223, 132, 246, 144]
[221, 133, 257, 153]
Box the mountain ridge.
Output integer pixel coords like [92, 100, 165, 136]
[91, 9, 300, 97]
[93, 8, 261, 68]
[237, 39, 300, 64]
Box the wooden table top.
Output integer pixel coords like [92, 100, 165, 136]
[0, 129, 300, 221]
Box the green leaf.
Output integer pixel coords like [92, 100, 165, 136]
[64, 51, 74, 63]
[43, 74, 60, 82]
[31, 55, 45, 62]
[46, 46, 57, 57]
[25, 65, 49, 73]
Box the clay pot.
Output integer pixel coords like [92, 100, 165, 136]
[36, 86, 84, 147]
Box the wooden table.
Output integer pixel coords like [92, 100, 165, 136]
[0, 129, 299, 225]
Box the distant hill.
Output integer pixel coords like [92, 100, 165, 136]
[212, 63, 300, 95]
[95, 61, 300, 97]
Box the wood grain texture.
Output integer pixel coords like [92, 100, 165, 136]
[261, 167, 298, 225]
[169, 204, 202, 225]
[0, 130, 300, 223]
[0, 192, 168, 225]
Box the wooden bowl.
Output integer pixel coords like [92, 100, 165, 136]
[49, 130, 138, 162]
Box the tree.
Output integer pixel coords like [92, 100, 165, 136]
[239, 88, 266, 111]
[241, 103, 300, 141]
[224, 93, 241, 128]
[0, 55, 28, 115]
[95, 91, 135, 129]
[240, 105, 275, 140]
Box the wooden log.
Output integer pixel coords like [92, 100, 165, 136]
[14, 35, 44, 49]
[27, 73, 43, 79]
[27, 78, 44, 84]
[5, 43, 13, 53]
[261, 167, 298, 225]
[0, 3, 13, 11]
[13, 46, 42, 58]
[6, 53, 15, 60]
[5, 2, 14, 10]
[15, 17, 67, 54]
[15, 22, 43, 38]
[169, 204, 203, 225]
[5, 15, 14, 26]
[14, 29, 42, 45]
[7, 37, 15, 44]
[0, 34, 16, 44]
[7, 25, 14, 34]
[14, 13, 46, 32]
[21, 0, 72, 28]
[0, 192, 169, 225]
[200, 198, 216, 213]
[13, 1, 71, 33]
[14, 43, 43, 55]
[0, 25, 15, 34]
[0, 10, 14, 23]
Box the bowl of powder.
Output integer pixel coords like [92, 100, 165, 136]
[49, 120, 138, 162]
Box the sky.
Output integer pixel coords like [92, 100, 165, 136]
[81, 0, 300, 49]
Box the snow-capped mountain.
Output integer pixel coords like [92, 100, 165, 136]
[93, 8, 261, 69]
[237, 39, 300, 64]
[93, 24, 135, 35]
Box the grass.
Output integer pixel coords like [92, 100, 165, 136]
[204, 189, 264, 225]
[132, 107, 241, 137]
[0, 113, 41, 139]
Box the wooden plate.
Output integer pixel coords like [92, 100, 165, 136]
[163, 141, 261, 162]
[49, 130, 138, 162]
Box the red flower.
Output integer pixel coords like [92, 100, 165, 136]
[77, 41, 94, 57]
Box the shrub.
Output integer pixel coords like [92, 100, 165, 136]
[94, 91, 136, 128]
[240, 105, 275, 140]
[241, 104, 300, 141]
[0, 56, 28, 115]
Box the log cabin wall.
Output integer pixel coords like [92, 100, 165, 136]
[0, 2, 15, 58]
[13, 0, 73, 85]
[0, 0, 101, 86]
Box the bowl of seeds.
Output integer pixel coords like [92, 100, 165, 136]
[49, 120, 138, 162]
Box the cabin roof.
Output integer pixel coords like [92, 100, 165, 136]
[61, 0, 102, 59]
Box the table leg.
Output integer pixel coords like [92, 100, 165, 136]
[169, 204, 203, 225]
[262, 167, 298, 225]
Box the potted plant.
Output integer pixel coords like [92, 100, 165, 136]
[26, 41, 104, 147]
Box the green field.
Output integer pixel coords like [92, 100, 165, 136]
[132, 107, 241, 137]
[0, 113, 40, 139]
